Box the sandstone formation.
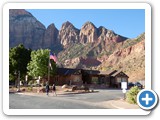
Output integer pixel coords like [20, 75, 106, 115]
[98, 33, 145, 81]
[9, 9, 46, 49]
[43, 23, 59, 49]
[63, 57, 101, 68]
[58, 21, 79, 47]
[79, 21, 98, 44]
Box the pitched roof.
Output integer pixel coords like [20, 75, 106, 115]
[56, 68, 128, 77]
[98, 70, 117, 76]
[57, 68, 81, 75]
[57, 68, 100, 75]
[111, 70, 129, 77]
[82, 69, 100, 75]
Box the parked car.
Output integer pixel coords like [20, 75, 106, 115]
[128, 82, 135, 89]
[134, 82, 143, 89]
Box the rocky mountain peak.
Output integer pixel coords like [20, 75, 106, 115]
[47, 23, 56, 29]
[43, 23, 59, 49]
[79, 21, 98, 44]
[61, 21, 74, 29]
[46, 23, 58, 34]
[82, 21, 96, 29]
[9, 9, 32, 17]
[58, 21, 80, 47]
[98, 26, 108, 38]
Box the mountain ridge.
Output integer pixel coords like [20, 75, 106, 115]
[9, 9, 128, 50]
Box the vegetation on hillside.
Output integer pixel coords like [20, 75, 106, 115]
[122, 32, 145, 49]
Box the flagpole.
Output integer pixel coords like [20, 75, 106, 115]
[48, 50, 50, 85]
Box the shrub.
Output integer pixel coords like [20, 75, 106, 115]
[126, 86, 141, 104]
[71, 85, 77, 91]
[27, 86, 33, 92]
[28, 80, 33, 85]
[62, 84, 68, 89]
[39, 87, 45, 93]
[80, 85, 89, 91]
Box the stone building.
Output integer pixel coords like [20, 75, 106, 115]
[51, 68, 129, 88]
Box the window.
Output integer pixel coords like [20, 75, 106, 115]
[73, 76, 81, 82]
[122, 78, 127, 82]
[117, 77, 121, 83]
[92, 77, 98, 84]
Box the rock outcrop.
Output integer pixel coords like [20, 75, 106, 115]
[79, 21, 98, 44]
[63, 57, 101, 68]
[98, 33, 145, 81]
[43, 23, 59, 49]
[9, 9, 46, 49]
[58, 21, 79, 47]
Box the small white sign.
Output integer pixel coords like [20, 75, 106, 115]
[121, 82, 127, 89]
[122, 89, 127, 93]
[36, 79, 40, 84]
[20, 81, 23, 86]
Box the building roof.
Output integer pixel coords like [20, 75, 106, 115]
[111, 70, 129, 77]
[82, 69, 100, 75]
[57, 68, 81, 75]
[57, 68, 100, 75]
[99, 70, 117, 76]
[56, 68, 128, 77]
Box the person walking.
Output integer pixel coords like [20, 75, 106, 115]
[52, 84, 57, 96]
[46, 84, 50, 96]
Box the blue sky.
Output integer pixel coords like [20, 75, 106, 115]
[26, 9, 145, 39]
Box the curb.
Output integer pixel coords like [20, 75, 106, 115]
[15, 92, 24, 95]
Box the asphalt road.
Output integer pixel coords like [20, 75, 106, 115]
[9, 89, 124, 109]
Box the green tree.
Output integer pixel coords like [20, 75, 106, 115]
[27, 49, 56, 79]
[9, 44, 31, 82]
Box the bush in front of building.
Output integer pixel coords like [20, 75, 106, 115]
[80, 85, 89, 91]
[126, 86, 141, 104]
[27, 86, 33, 92]
[71, 85, 89, 92]
[71, 85, 78, 91]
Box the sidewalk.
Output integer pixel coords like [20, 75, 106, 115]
[106, 99, 140, 109]
[14, 91, 140, 109]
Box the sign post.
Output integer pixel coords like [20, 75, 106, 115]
[121, 82, 127, 100]
[25, 75, 28, 86]
[17, 71, 21, 92]
[36, 76, 40, 93]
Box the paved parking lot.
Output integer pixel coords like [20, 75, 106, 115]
[9, 89, 124, 109]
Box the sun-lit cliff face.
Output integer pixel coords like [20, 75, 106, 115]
[9, 9, 46, 50]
